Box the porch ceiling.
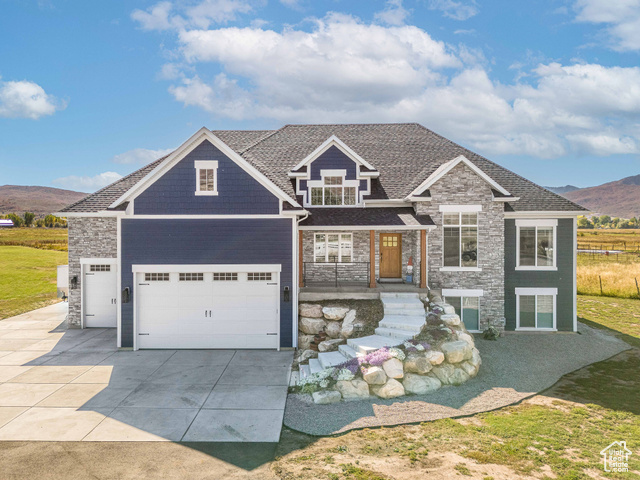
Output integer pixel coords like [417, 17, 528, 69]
[299, 207, 435, 229]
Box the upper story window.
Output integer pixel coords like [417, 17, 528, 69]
[307, 170, 358, 206]
[194, 160, 218, 196]
[442, 208, 479, 269]
[516, 219, 557, 270]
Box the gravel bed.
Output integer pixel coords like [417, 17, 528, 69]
[283, 322, 631, 435]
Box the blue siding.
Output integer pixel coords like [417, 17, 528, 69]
[504, 218, 575, 331]
[120, 218, 294, 348]
[134, 140, 280, 215]
[309, 146, 358, 180]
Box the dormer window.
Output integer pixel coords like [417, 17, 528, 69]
[308, 171, 357, 206]
[194, 160, 218, 196]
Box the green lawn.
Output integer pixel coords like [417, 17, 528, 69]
[0, 246, 67, 319]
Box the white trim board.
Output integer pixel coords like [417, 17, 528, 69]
[439, 204, 482, 212]
[442, 288, 483, 297]
[132, 264, 282, 273]
[299, 225, 435, 231]
[290, 135, 378, 174]
[504, 211, 585, 219]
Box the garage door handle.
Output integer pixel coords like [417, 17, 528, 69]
[138, 333, 149, 336]
[85, 314, 95, 317]
[138, 283, 149, 286]
[266, 333, 277, 335]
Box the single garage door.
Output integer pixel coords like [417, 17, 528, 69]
[84, 263, 117, 328]
[135, 267, 280, 349]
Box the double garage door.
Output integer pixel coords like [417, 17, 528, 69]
[136, 266, 280, 349]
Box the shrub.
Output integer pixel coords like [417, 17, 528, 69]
[483, 326, 500, 341]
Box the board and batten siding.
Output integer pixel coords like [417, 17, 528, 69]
[120, 218, 294, 348]
[504, 218, 575, 331]
[134, 139, 280, 215]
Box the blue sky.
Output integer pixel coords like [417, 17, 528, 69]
[1, 0, 639, 192]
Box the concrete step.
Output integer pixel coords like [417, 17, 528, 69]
[347, 334, 400, 355]
[379, 315, 425, 332]
[318, 351, 348, 369]
[380, 292, 421, 299]
[299, 364, 310, 379]
[383, 307, 426, 316]
[381, 298, 425, 308]
[374, 327, 415, 341]
[308, 358, 323, 375]
[338, 344, 360, 359]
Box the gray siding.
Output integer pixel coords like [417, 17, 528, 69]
[134, 140, 280, 215]
[504, 218, 575, 331]
[120, 218, 294, 348]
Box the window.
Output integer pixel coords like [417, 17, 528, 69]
[145, 273, 170, 281]
[194, 160, 218, 196]
[213, 273, 238, 281]
[516, 288, 557, 330]
[443, 212, 478, 268]
[516, 220, 557, 270]
[309, 173, 357, 206]
[314, 233, 353, 263]
[442, 289, 482, 331]
[248, 272, 272, 281]
[179, 273, 203, 281]
[90, 265, 110, 272]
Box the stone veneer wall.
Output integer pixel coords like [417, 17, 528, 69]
[67, 217, 118, 327]
[415, 162, 505, 330]
[301, 230, 420, 285]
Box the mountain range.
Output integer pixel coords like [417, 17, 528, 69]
[0, 185, 87, 216]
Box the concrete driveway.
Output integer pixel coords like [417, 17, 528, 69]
[0, 303, 293, 442]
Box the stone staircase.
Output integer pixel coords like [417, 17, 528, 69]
[300, 293, 427, 379]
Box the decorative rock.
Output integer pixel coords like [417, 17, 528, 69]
[469, 347, 482, 367]
[403, 373, 442, 394]
[440, 340, 472, 364]
[299, 303, 324, 318]
[340, 310, 357, 338]
[362, 366, 387, 385]
[461, 361, 478, 378]
[443, 305, 456, 315]
[312, 390, 342, 404]
[404, 353, 432, 374]
[382, 358, 404, 379]
[431, 363, 455, 384]
[322, 307, 349, 321]
[298, 334, 315, 351]
[318, 338, 345, 352]
[335, 379, 370, 401]
[425, 350, 445, 365]
[440, 314, 461, 326]
[449, 367, 470, 385]
[300, 317, 326, 335]
[457, 332, 475, 347]
[295, 349, 317, 364]
[371, 378, 405, 399]
[325, 321, 342, 339]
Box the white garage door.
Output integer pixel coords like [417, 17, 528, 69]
[136, 268, 280, 349]
[84, 263, 117, 328]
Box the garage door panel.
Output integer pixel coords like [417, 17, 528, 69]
[84, 266, 117, 328]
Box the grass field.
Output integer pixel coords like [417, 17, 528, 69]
[577, 254, 640, 299]
[577, 228, 640, 251]
[0, 246, 67, 319]
[0, 227, 68, 251]
[273, 296, 640, 479]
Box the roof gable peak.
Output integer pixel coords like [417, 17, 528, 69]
[289, 135, 378, 176]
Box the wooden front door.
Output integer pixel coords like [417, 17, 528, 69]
[380, 234, 402, 278]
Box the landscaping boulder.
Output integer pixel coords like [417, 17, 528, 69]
[318, 338, 344, 352]
[461, 361, 478, 378]
[335, 379, 370, 401]
[457, 332, 475, 347]
[404, 353, 432, 375]
[440, 314, 461, 327]
[371, 378, 405, 399]
[312, 390, 342, 404]
[449, 367, 470, 385]
[440, 340, 472, 364]
[340, 310, 357, 338]
[322, 307, 349, 321]
[403, 373, 441, 394]
[298, 334, 315, 351]
[325, 321, 342, 339]
[469, 347, 482, 367]
[299, 304, 323, 318]
[362, 366, 387, 385]
[443, 305, 456, 315]
[295, 349, 317, 364]
[300, 317, 326, 335]
[425, 350, 445, 365]
[431, 363, 455, 384]
[382, 358, 404, 379]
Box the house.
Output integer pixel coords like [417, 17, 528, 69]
[56, 124, 586, 350]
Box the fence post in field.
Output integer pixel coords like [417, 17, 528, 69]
[599, 275, 603, 295]
[636, 278, 640, 298]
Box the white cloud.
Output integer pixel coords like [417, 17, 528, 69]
[428, 0, 478, 21]
[574, 0, 640, 51]
[111, 148, 174, 164]
[52, 172, 123, 192]
[0, 79, 65, 119]
[131, 1, 175, 31]
[375, 0, 410, 26]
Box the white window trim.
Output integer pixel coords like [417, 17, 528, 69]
[515, 287, 557, 331]
[442, 289, 483, 333]
[305, 170, 360, 207]
[194, 160, 219, 196]
[313, 232, 353, 264]
[441, 210, 480, 270]
[439, 204, 482, 212]
[515, 219, 557, 271]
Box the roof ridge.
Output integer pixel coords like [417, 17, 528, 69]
[238, 126, 286, 155]
[280, 122, 421, 127]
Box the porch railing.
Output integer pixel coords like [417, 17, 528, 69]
[303, 262, 370, 288]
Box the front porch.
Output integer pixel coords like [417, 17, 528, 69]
[299, 282, 429, 301]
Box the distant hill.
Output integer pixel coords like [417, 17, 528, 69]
[0, 185, 87, 216]
[562, 174, 640, 218]
[544, 185, 581, 195]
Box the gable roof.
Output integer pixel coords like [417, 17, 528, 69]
[289, 135, 378, 175]
[60, 123, 586, 214]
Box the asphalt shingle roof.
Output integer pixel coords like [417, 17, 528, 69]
[300, 208, 435, 227]
[60, 124, 586, 213]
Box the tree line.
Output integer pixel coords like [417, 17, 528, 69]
[0, 213, 67, 228]
[578, 215, 639, 229]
